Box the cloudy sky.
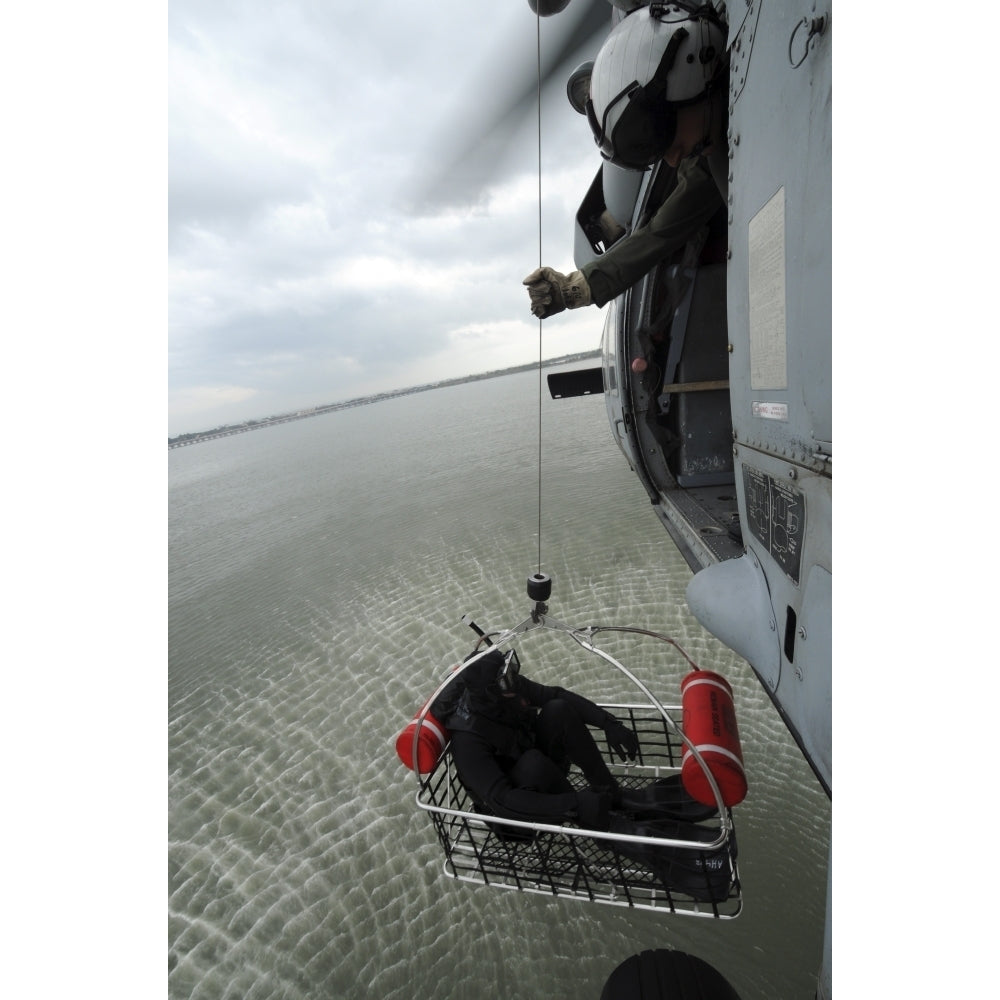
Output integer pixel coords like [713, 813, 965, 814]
[168, 0, 618, 436]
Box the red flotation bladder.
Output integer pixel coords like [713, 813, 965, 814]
[395, 705, 449, 774]
[680, 670, 747, 807]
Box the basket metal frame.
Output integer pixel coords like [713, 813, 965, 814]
[410, 609, 744, 918]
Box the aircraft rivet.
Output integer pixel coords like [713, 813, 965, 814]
[727, 342, 734, 352]
[788, 468, 797, 479]
[798, 626, 808, 640]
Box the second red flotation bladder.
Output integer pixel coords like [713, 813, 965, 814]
[680, 670, 747, 807]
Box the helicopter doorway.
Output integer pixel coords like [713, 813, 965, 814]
[614, 253, 742, 571]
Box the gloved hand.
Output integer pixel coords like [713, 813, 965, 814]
[604, 718, 639, 762]
[575, 788, 611, 831]
[522, 267, 592, 318]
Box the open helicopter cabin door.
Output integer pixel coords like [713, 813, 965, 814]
[406, 609, 743, 919]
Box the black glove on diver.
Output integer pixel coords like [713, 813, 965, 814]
[603, 718, 639, 762]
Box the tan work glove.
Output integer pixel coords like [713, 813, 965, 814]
[522, 267, 592, 319]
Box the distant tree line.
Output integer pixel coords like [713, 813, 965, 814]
[168, 350, 600, 448]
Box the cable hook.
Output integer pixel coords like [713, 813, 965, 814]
[788, 14, 828, 69]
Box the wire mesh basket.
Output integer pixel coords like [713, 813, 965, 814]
[415, 702, 741, 918]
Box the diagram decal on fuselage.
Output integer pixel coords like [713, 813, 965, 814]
[742, 466, 805, 584]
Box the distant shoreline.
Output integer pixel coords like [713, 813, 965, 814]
[168, 350, 601, 449]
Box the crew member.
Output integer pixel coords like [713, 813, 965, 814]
[524, 4, 729, 317]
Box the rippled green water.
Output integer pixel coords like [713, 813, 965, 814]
[169, 369, 830, 999]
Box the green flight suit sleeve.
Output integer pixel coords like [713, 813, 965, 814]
[581, 155, 725, 308]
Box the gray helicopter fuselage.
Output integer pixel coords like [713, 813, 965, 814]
[568, 2, 831, 994]
[572, 0, 831, 801]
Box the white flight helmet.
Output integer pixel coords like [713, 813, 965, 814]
[587, 4, 727, 170]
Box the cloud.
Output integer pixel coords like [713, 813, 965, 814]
[168, 0, 613, 436]
[169, 384, 261, 425]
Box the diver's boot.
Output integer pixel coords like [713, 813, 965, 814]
[588, 777, 623, 810]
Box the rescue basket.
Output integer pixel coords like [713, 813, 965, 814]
[407, 609, 744, 919]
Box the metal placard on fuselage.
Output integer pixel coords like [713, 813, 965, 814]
[748, 186, 787, 391]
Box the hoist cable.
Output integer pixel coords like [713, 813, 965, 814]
[535, 8, 543, 575]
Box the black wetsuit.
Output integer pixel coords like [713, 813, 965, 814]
[432, 656, 619, 825]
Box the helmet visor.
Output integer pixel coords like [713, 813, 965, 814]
[586, 83, 674, 171]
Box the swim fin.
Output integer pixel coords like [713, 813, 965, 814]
[607, 813, 734, 904]
[618, 774, 718, 823]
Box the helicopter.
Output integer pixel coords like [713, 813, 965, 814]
[534, 0, 831, 797]
[418, 1, 831, 997]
